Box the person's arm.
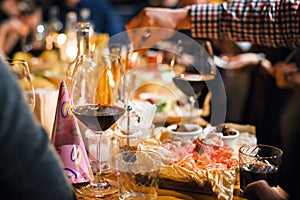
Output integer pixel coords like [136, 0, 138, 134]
[126, 0, 300, 49]
[190, 0, 300, 48]
[271, 61, 300, 93]
[221, 52, 272, 70]
[125, 6, 190, 49]
[0, 61, 76, 200]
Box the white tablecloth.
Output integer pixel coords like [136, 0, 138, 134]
[33, 88, 59, 138]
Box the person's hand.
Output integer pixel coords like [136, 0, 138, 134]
[125, 7, 190, 50]
[0, 17, 30, 54]
[222, 53, 271, 70]
[271, 62, 300, 92]
[0, 17, 30, 38]
[242, 180, 288, 200]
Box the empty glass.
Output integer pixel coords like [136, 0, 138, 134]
[115, 150, 162, 200]
[5, 59, 35, 111]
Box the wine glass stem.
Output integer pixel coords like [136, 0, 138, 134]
[90, 133, 111, 188]
[189, 96, 196, 122]
[96, 133, 103, 175]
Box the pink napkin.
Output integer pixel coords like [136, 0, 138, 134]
[51, 81, 93, 184]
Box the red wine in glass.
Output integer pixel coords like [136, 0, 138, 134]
[73, 104, 126, 132]
[173, 73, 214, 121]
[239, 161, 279, 192]
[173, 73, 214, 97]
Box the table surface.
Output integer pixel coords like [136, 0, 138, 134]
[75, 176, 245, 200]
[75, 186, 245, 200]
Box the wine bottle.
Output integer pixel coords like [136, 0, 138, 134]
[60, 11, 78, 62]
[65, 22, 91, 90]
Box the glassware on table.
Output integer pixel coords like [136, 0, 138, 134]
[104, 42, 133, 72]
[84, 129, 114, 176]
[110, 129, 145, 169]
[65, 21, 92, 90]
[239, 144, 283, 195]
[5, 59, 35, 111]
[115, 150, 162, 200]
[58, 11, 78, 62]
[70, 53, 126, 197]
[168, 39, 216, 122]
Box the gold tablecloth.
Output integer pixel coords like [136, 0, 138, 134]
[75, 184, 245, 200]
[74, 171, 245, 200]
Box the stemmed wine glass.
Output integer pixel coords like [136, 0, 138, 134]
[70, 53, 126, 197]
[5, 59, 35, 112]
[166, 38, 216, 122]
[105, 42, 133, 71]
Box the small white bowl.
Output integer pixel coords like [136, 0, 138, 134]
[167, 123, 203, 141]
[203, 125, 240, 148]
[221, 128, 239, 147]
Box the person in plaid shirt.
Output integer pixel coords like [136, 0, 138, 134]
[126, 0, 300, 49]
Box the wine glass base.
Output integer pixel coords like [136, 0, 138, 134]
[75, 179, 118, 198]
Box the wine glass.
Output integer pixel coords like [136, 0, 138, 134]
[70, 53, 126, 197]
[5, 59, 35, 111]
[105, 42, 133, 71]
[165, 38, 216, 122]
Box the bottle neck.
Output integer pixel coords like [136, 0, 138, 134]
[76, 22, 90, 56]
[65, 12, 77, 32]
[80, 8, 91, 22]
[48, 5, 63, 32]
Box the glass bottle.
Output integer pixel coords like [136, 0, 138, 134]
[60, 11, 78, 62]
[80, 8, 91, 22]
[45, 5, 63, 50]
[65, 22, 91, 90]
[79, 8, 96, 52]
[65, 11, 78, 32]
[48, 5, 63, 33]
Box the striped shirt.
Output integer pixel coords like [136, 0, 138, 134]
[190, 0, 300, 49]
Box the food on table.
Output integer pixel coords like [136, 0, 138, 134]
[171, 123, 199, 132]
[167, 124, 203, 141]
[13, 51, 34, 63]
[140, 132, 239, 200]
[216, 124, 238, 136]
[31, 76, 56, 89]
[39, 49, 59, 61]
[157, 137, 239, 170]
[203, 124, 240, 148]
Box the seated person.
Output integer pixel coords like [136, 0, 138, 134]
[47, 0, 125, 35]
[0, 0, 43, 58]
[0, 59, 77, 200]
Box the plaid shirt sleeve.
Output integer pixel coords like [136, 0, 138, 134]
[190, 0, 300, 49]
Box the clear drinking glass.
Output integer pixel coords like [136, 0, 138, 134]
[239, 144, 283, 194]
[5, 59, 35, 111]
[70, 53, 126, 197]
[115, 150, 162, 200]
